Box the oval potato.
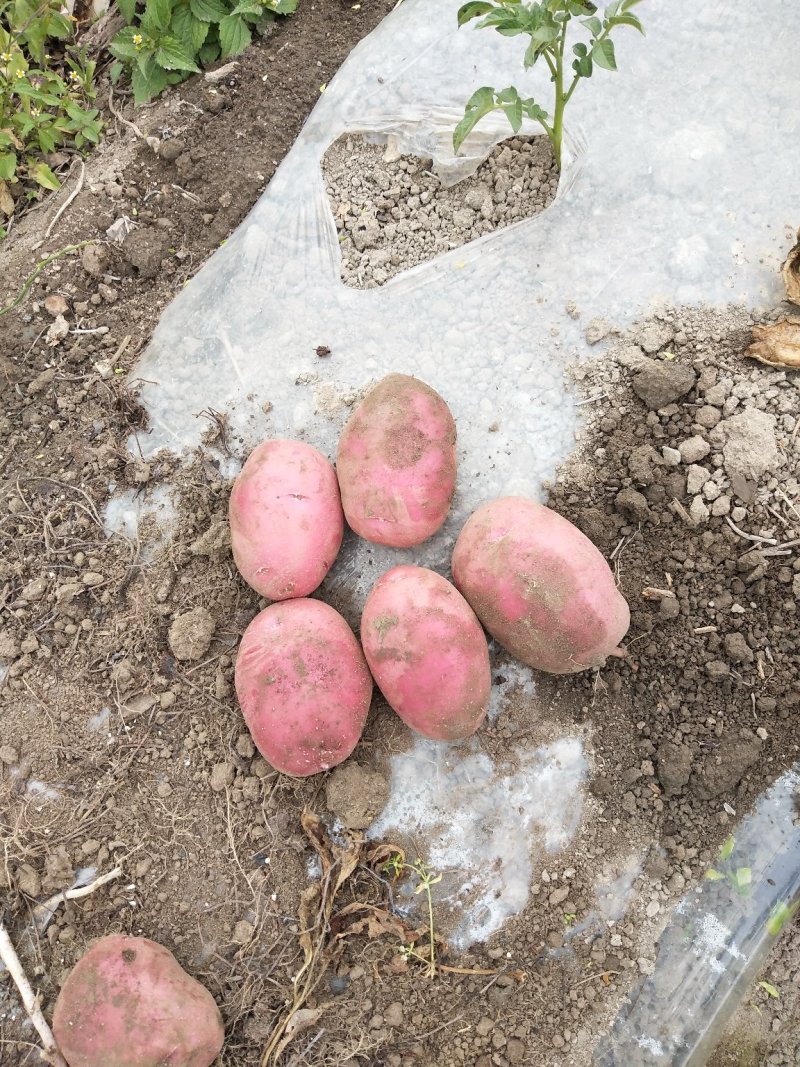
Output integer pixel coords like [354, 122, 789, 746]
[229, 439, 343, 600]
[52, 935, 224, 1067]
[452, 497, 630, 673]
[235, 599, 372, 776]
[361, 565, 490, 741]
[336, 374, 456, 547]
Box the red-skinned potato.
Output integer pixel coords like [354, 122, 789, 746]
[452, 497, 630, 673]
[229, 439, 343, 600]
[52, 934, 223, 1067]
[336, 374, 456, 548]
[361, 565, 490, 741]
[235, 599, 372, 776]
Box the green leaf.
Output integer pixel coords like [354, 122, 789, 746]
[591, 37, 617, 70]
[0, 151, 16, 181]
[457, 1, 495, 26]
[735, 867, 752, 891]
[109, 27, 142, 61]
[495, 86, 522, 133]
[582, 14, 602, 36]
[132, 57, 168, 103]
[118, 0, 138, 22]
[704, 869, 725, 881]
[231, 0, 263, 14]
[31, 162, 60, 190]
[146, 0, 174, 32]
[47, 12, 75, 38]
[172, 4, 209, 50]
[155, 35, 200, 71]
[720, 835, 735, 862]
[267, 0, 299, 12]
[218, 13, 251, 58]
[110, 59, 124, 82]
[452, 85, 497, 154]
[758, 981, 780, 999]
[520, 97, 548, 123]
[568, 0, 597, 12]
[198, 36, 220, 64]
[189, 0, 228, 20]
[620, 0, 644, 10]
[609, 12, 644, 33]
[38, 127, 58, 154]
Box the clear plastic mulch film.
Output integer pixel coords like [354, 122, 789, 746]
[127, 0, 800, 1059]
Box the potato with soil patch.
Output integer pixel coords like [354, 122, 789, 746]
[452, 497, 629, 673]
[336, 374, 456, 547]
[229, 439, 343, 600]
[235, 599, 372, 775]
[361, 565, 490, 740]
[52, 934, 223, 1067]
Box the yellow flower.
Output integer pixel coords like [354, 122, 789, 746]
[1, 52, 12, 62]
[69, 70, 80, 81]
[15, 69, 25, 79]
[132, 32, 143, 45]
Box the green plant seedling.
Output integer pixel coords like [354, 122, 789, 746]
[766, 899, 800, 937]
[704, 835, 754, 899]
[453, 0, 645, 169]
[563, 912, 577, 929]
[758, 980, 780, 999]
[0, 1, 102, 198]
[383, 854, 442, 978]
[110, 0, 300, 105]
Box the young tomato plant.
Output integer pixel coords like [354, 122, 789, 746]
[0, 0, 102, 214]
[453, 0, 645, 168]
[109, 0, 300, 105]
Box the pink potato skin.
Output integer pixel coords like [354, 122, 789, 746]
[229, 439, 343, 600]
[452, 498, 630, 674]
[52, 935, 224, 1067]
[361, 566, 491, 741]
[336, 374, 457, 548]
[235, 599, 372, 776]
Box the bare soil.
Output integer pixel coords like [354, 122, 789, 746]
[1, 5, 799, 1067]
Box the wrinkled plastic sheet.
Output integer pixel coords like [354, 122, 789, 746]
[130, 0, 797, 609]
[128, 0, 800, 1058]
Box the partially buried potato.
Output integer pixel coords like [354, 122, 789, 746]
[52, 934, 223, 1067]
[235, 598, 373, 775]
[361, 565, 490, 740]
[229, 438, 343, 600]
[452, 497, 630, 674]
[336, 374, 457, 547]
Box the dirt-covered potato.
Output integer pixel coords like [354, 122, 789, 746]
[452, 497, 630, 673]
[361, 565, 490, 740]
[235, 598, 372, 775]
[336, 374, 456, 547]
[229, 438, 343, 600]
[52, 934, 224, 1067]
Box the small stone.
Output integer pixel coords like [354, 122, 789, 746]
[645, 900, 660, 918]
[756, 727, 769, 741]
[21, 576, 48, 601]
[236, 733, 255, 759]
[16, 863, 41, 897]
[686, 464, 710, 496]
[159, 138, 186, 162]
[731, 506, 748, 523]
[476, 1018, 495, 1037]
[0, 745, 19, 764]
[792, 573, 800, 599]
[711, 495, 731, 517]
[659, 597, 680, 620]
[638, 322, 674, 354]
[549, 885, 570, 905]
[724, 632, 753, 663]
[82, 243, 110, 278]
[168, 607, 215, 662]
[694, 405, 721, 429]
[705, 659, 729, 679]
[693, 731, 761, 798]
[385, 1002, 404, 1028]
[81, 572, 105, 587]
[679, 436, 711, 463]
[656, 742, 692, 795]
[585, 317, 610, 345]
[210, 762, 235, 792]
[719, 409, 782, 485]
[506, 1039, 526, 1065]
[156, 781, 173, 798]
[452, 206, 475, 229]
[662, 446, 681, 467]
[615, 487, 652, 522]
[702, 481, 721, 501]
[98, 283, 118, 304]
[44, 293, 69, 318]
[689, 495, 709, 525]
[632, 358, 696, 410]
[233, 919, 254, 944]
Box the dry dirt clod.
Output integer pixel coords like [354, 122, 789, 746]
[44, 293, 69, 318]
[167, 606, 216, 662]
[631, 358, 696, 410]
[325, 763, 390, 829]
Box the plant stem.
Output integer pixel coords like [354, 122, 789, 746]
[425, 879, 436, 977]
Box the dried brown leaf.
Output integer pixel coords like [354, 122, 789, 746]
[782, 228, 800, 305]
[745, 317, 800, 368]
[0, 181, 15, 218]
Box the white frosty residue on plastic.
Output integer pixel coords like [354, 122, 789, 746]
[25, 779, 61, 803]
[87, 706, 111, 734]
[693, 912, 745, 976]
[595, 855, 644, 922]
[487, 649, 536, 722]
[104, 485, 176, 558]
[369, 735, 585, 947]
[637, 1037, 666, 1057]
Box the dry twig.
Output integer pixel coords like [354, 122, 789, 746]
[0, 920, 68, 1067]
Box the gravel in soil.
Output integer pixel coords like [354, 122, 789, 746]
[1, 11, 800, 1064]
[323, 133, 557, 288]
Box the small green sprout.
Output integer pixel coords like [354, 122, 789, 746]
[383, 854, 442, 978]
[758, 980, 780, 999]
[704, 836, 753, 898]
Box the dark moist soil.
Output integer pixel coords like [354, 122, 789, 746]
[1, 7, 800, 1065]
